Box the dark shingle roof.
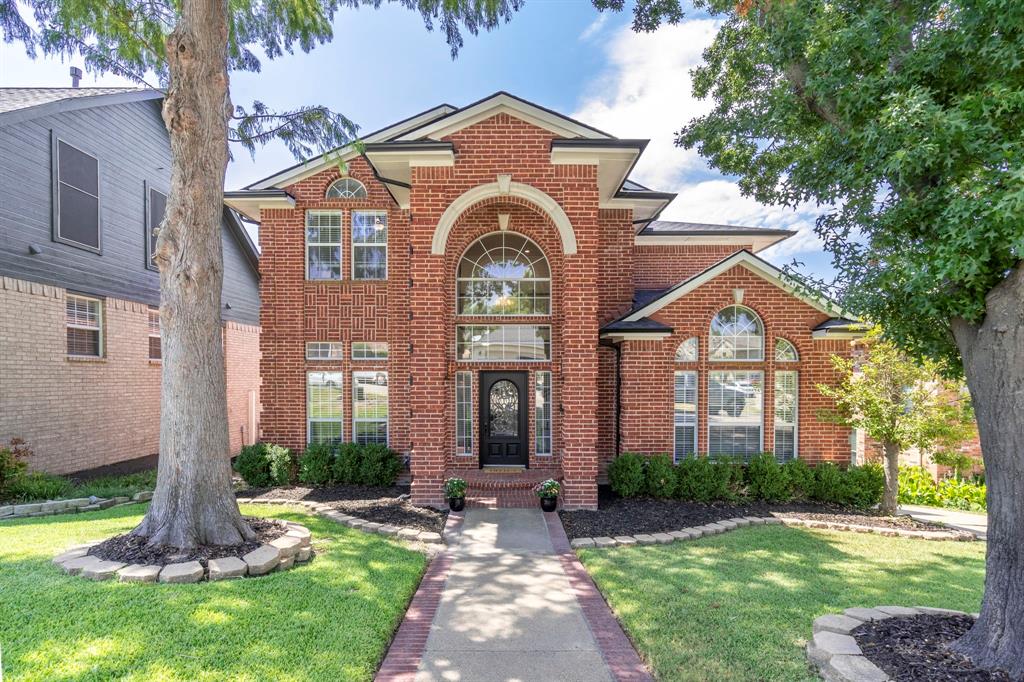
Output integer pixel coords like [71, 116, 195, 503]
[640, 220, 795, 237]
[599, 318, 673, 334]
[0, 87, 143, 114]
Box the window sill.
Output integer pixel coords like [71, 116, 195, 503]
[149, 359, 162, 365]
[67, 355, 105, 363]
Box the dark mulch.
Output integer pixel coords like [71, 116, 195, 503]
[88, 517, 287, 568]
[238, 484, 447, 534]
[854, 614, 1016, 681]
[557, 486, 950, 540]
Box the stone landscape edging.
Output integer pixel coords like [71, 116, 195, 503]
[807, 605, 978, 682]
[773, 515, 975, 541]
[1, 490, 154, 521]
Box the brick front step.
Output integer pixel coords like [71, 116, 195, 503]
[446, 468, 561, 509]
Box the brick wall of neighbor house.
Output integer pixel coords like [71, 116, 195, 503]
[0, 275, 259, 474]
[224, 321, 261, 453]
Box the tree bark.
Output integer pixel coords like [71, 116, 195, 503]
[949, 262, 1024, 677]
[880, 441, 900, 516]
[132, 0, 254, 547]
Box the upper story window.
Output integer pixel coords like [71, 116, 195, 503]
[145, 183, 167, 270]
[66, 294, 102, 357]
[675, 337, 698, 362]
[306, 211, 342, 280]
[352, 211, 387, 280]
[306, 341, 343, 361]
[457, 233, 550, 315]
[52, 135, 101, 252]
[326, 177, 367, 199]
[352, 341, 388, 360]
[709, 305, 764, 361]
[775, 338, 799, 362]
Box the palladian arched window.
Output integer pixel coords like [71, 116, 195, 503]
[326, 177, 367, 199]
[775, 338, 799, 362]
[457, 233, 550, 315]
[709, 305, 764, 361]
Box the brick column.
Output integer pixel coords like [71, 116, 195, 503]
[619, 338, 674, 455]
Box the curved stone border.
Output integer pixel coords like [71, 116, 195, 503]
[568, 516, 781, 549]
[236, 497, 445, 545]
[1, 491, 154, 521]
[807, 605, 978, 682]
[52, 520, 314, 584]
[774, 515, 975, 541]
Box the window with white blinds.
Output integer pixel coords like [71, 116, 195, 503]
[306, 211, 342, 280]
[674, 371, 697, 462]
[774, 370, 798, 461]
[708, 370, 763, 459]
[456, 372, 473, 456]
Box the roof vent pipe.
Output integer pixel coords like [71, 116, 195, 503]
[70, 66, 82, 88]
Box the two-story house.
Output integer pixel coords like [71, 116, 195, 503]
[226, 92, 862, 509]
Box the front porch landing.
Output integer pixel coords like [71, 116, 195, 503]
[445, 468, 562, 509]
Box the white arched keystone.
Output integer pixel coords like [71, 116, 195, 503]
[431, 181, 578, 255]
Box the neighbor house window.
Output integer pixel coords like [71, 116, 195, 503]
[351, 341, 388, 360]
[674, 371, 698, 461]
[53, 136, 101, 252]
[306, 211, 342, 280]
[66, 294, 102, 357]
[306, 342, 343, 361]
[457, 232, 551, 315]
[708, 370, 763, 458]
[326, 177, 367, 199]
[456, 325, 551, 362]
[710, 305, 764, 361]
[352, 210, 387, 280]
[775, 338, 799, 362]
[145, 183, 167, 269]
[774, 371, 798, 461]
[456, 371, 473, 456]
[535, 371, 552, 455]
[148, 308, 161, 360]
[675, 337, 698, 362]
[307, 371, 343, 444]
[353, 371, 388, 445]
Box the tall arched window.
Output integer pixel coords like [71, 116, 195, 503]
[709, 305, 764, 361]
[326, 177, 367, 199]
[457, 233, 550, 315]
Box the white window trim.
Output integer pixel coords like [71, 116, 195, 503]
[709, 304, 765, 362]
[675, 337, 699, 362]
[148, 308, 161, 361]
[66, 293, 103, 357]
[534, 370, 553, 456]
[351, 341, 389, 361]
[455, 371, 473, 456]
[774, 370, 799, 459]
[325, 177, 367, 200]
[707, 370, 765, 456]
[455, 231, 552, 318]
[306, 371, 344, 444]
[353, 370, 389, 445]
[305, 210, 343, 281]
[351, 210, 388, 281]
[774, 338, 800, 363]
[144, 181, 167, 271]
[673, 370, 698, 462]
[455, 324, 553, 363]
[305, 341, 344, 361]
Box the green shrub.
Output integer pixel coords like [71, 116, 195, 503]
[0, 438, 30, 499]
[234, 443, 274, 488]
[298, 443, 335, 485]
[844, 463, 885, 509]
[710, 454, 747, 497]
[359, 444, 402, 486]
[746, 453, 792, 502]
[266, 444, 294, 486]
[608, 453, 645, 498]
[333, 442, 364, 484]
[73, 470, 157, 499]
[4, 471, 72, 502]
[898, 465, 939, 506]
[811, 462, 846, 503]
[676, 456, 731, 502]
[645, 455, 677, 499]
[783, 459, 815, 500]
[936, 477, 986, 511]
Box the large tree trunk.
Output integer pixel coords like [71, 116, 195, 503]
[132, 0, 254, 547]
[880, 441, 899, 516]
[949, 262, 1024, 677]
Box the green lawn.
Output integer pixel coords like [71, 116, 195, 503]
[578, 526, 986, 682]
[0, 503, 426, 682]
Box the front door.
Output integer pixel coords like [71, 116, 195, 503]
[479, 371, 528, 467]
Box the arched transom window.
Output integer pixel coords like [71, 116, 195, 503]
[676, 337, 698, 362]
[326, 177, 367, 199]
[775, 338, 799, 362]
[457, 233, 551, 315]
[709, 305, 764, 361]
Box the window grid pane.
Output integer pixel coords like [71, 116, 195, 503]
[306, 211, 342, 280]
[352, 211, 387, 280]
[148, 309, 161, 360]
[66, 295, 101, 357]
[775, 338, 799, 362]
[535, 371, 552, 455]
[674, 371, 697, 462]
[456, 372, 473, 456]
[352, 341, 388, 360]
[675, 337, 698, 362]
[326, 178, 367, 199]
[456, 325, 551, 362]
[353, 371, 388, 445]
[457, 233, 551, 316]
[708, 370, 763, 460]
[306, 342, 344, 361]
[709, 305, 764, 361]
[56, 140, 100, 250]
[307, 372, 343, 444]
[774, 370, 798, 461]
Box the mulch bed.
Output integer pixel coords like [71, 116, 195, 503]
[854, 614, 1015, 681]
[238, 484, 448, 534]
[88, 517, 287, 568]
[557, 487, 950, 540]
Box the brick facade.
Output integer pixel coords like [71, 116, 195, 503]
[0, 275, 260, 474]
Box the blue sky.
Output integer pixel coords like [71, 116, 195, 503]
[0, 0, 835, 280]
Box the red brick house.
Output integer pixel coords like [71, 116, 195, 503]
[226, 92, 862, 509]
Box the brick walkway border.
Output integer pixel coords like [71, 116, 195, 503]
[544, 512, 654, 682]
[375, 513, 464, 681]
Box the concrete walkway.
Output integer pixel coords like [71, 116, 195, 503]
[377, 509, 651, 682]
[899, 504, 988, 539]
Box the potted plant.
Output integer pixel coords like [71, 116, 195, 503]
[534, 479, 560, 512]
[444, 477, 467, 512]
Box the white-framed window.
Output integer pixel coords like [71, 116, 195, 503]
[710, 305, 764, 361]
[456, 325, 551, 362]
[675, 337, 698, 362]
[307, 371, 343, 444]
[352, 210, 387, 280]
[708, 370, 763, 459]
[456, 371, 473, 456]
[674, 371, 698, 462]
[352, 341, 388, 360]
[774, 370, 798, 461]
[457, 232, 551, 315]
[148, 308, 161, 360]
[353, 371, 389, 445]
[52, 134, 101, 253]
[535, 371, 552, 455]
[306, 342, 343, 361]
[145, 182, 167, 270]
[775, 338, 799, 362]
[66, 294, 102, 357]
[326, 177, 367, 199]
[306, 211, 342, 280]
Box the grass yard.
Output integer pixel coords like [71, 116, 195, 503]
[0, 503, 426, 682]
[578, 525, 986, 682]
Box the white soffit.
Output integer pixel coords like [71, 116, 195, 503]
[635, 233, 791, 253]
[223, 193, 295, 222]
[363, 146, 455, 210]
[550, 145, 640, 205]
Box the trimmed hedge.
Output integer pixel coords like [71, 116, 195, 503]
[239, 441, 404, 488]
[298, 443, 335, 485]
[608, 453, 645, 498]
[645, 455, 676, 499]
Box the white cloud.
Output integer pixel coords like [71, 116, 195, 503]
[578, 14, 608, 42]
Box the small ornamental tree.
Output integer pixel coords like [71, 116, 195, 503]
[818, 330, 974, 515]
[1, 0, 520, 548]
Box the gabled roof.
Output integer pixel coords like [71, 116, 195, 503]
[0, 87, 162, 126]
[637, 220, 795, 252]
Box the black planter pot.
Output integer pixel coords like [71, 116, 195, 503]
[448, 497, 466, 512]
[540, 496, 558, 512]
